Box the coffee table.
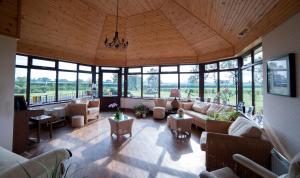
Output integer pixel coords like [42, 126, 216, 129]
[167, 114, 193, 138]
[109, 114, 134, 139]
[30, 115, 55, 143]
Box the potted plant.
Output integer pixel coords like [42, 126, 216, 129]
[133, 104, 148, 118]
[108, 103, 122, 120]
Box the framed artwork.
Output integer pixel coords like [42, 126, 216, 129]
[267, 53, 296, 97]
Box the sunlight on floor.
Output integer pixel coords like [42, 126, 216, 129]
[107, 160, 150, 178]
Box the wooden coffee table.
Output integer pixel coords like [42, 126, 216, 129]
[167, 114, 193, 138]
[109, 114, 134, 139]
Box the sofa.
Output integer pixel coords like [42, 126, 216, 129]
[67, 98, 100, 124]
[181, 101, 233, 129]
[200, 117, 273, 172]
[0, 146, 71, 178]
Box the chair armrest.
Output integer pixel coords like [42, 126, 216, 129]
[205, 120, 232, 133]
[1, 149, 72, 178]
[233, 154, 278, 178]
[181, 102, 193, 110]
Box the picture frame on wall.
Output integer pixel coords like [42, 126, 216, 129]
[267, 53, 296, 97]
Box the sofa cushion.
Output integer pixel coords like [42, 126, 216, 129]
[206, 104, 223, 116]
[228, 117, 262, 138]
[192, 102, 210, 114]
[200, 132, 207, 151]
[185, 110, 209, 120]
[0, 146, 27, 173]
[88, 107, 99, 115]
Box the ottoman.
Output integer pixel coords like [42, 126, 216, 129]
[71, 115, 84, 128]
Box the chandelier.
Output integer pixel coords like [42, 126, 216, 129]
[104, 0, 128, 49]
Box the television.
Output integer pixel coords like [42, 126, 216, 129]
[14, 95, 28, 111]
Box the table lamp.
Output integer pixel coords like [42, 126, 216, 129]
[170, 89, 181, 110]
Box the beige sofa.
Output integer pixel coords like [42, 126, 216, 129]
[0, 146, 71, 178]
[181, 101, 233, 129]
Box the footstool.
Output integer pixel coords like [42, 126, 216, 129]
[71, 115, 84, 128]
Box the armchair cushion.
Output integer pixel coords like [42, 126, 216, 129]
[228, 117, 262, 138]
[192, 102, 210, 114]
[88, 100, 100, 108]
[88, 107, 99, 115]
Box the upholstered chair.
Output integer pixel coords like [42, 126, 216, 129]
[153, 99, 167, 119]
[200, 152, 300, 178]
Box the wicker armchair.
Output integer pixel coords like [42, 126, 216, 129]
[200, 119, 273, 172]
[153, 99, 167, 119]
[67, 99, 100, 124]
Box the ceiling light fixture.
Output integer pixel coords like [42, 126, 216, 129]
[104, 0, 128, 49]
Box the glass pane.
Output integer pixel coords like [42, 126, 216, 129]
[101, 67, 119, 70]
[161, 66, 177, 72]
[254, 46, 263, 62]
[96, 74, 99, 97]
[242, 68, 252, 107]
[58, 71, 77, 101]
[180, 74, 199, 99]
[16, 55, 28, 66]
[254, 64, 263, 113]
[160, 74, 178, 98]
[205, 63, 217, 71]
[103, 73, 118, 96]
[219, 59, 238, 70]
[15, 68, 27, 99]
[59, 61, 77, 70]
[122, 75, 124, 97]
[128, 68, 141, 73]
[143, 66, 159, 73]
[30, 69, 56, 104]
[180, 65, 199, 72]
[78, 73, 92, 98]
[143, 74, 158, 98]
[32, 59, 55, 68]
[204, 72, 218, 101]
[128, 75, 141, 97]
[243, 54, 252, 66]
[220, 71, 237, 105]
[79, 65, 91, 72]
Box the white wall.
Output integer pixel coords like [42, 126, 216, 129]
[262, 12, 300, 160]
[0, 35, 17, 150]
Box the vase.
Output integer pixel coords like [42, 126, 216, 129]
[177, 108, 184, 117]
[142, 113, 146, 118]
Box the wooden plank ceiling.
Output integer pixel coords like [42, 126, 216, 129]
[1, 0, 299, 66]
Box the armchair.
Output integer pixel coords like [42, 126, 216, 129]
[200, 118, 272, 171]
[67, 99, 100, 124]
[153, 99, 167, 119]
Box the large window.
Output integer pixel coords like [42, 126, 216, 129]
[58, 71, 77, 101]
[160, 74, 178, 98]
[143, 74, 158, 98]
[78, 73, 92, 98]
[220, 71, 237, 105]
[15, 68, 27, 99]
[204, 72, 218, 101]
[128, 74, 141, 97]
[254, 64, 263, 113]
[242, 68, 252, 107]
[30, 69, 56, 104]
[102, 72, 118, 96]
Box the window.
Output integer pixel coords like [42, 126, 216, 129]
[78, 73, 92, 98]
[161, 66, 177, 72]
[16, 55, 28, 66]
[79, 65, 92, 72]
[220, 71, 237, 105]
[128, 68, 141, 73]
[143, 66, 159, 73]
[180, 65, 199, 72]
[254, 46, 263, 62]
[243, 55, 252, 66]
[32, 59, 55, 68]
[95, 73, 99, 98]
[205, 63, 217, 71]
[59, 61, 77, 71]
[242, 68, 252, 107]
[254, 64, 263, 113]
[128, 75, 141, 97]
[58, 71, 77, 101]
[180, 73, 199, 99]
[102, 72, 118, 96]
[30, 69, 56, 104]
[219, 59, 238, 70]
[15, 68, 27, 99]
[204, 72, 218, 101]
[143, 74, 158, 98]
[121, 74, 125, 97]
[160, 74, 178, 98]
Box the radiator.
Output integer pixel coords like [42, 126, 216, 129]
[271, 149, 290, 175]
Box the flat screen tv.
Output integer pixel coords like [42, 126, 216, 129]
[14, 95, 27, 111]
[267, 53, 296, 97]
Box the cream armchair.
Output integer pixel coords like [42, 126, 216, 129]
[153, 99, 167, 119]
[67, 99, 100, 124]
[0, 146, 71, 178]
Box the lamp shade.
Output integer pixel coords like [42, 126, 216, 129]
[170, 89, 181, 98]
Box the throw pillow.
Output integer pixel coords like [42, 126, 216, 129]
[206, 104, 223, 116]
[228, 117, 262, 138]
[192, 101, 210, 114]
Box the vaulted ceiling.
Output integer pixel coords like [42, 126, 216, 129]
[1, 0, 300, 66]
